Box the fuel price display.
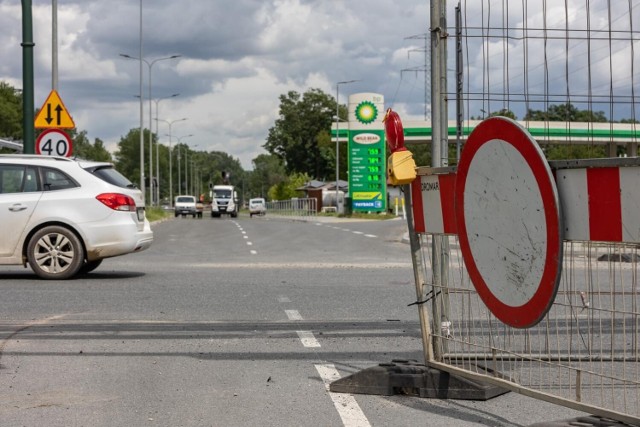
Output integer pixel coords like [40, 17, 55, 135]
[349, 130, 386, 212]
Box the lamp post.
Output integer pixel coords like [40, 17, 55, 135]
[185, 143, 198, 195]
[156, 118, 188, 206]
[154, 93, 179, 204]
[120, 54, 181, 206]
[335, 79, 359, 213]
[191, 146, 199, 195]
[173, 134, 193, 197]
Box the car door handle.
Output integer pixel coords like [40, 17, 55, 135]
[8, 204, 28, 212]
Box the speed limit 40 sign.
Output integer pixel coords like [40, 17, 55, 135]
[36, 128, 73, 157]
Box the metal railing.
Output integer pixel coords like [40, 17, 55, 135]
[412, 234, 640, 424]
[265, 198, 317, 217]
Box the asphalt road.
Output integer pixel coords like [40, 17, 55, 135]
[0, 214, 588, 426]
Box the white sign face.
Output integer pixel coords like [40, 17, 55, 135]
[455, 116, 562, 329]
[36, 129, 73, 157]
[463, 139, 547, 307]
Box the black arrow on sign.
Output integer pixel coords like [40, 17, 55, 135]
[45, 104, 53, 125]
[55, 105, 63, 125]
[44, 104, 63, 125]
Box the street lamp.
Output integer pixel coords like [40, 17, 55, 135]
[120, 53, 181, 205]
[154, 93, 179, 204]
[156, 118, 188, 206]
[335, 79, 359, 213]
[185, 143, 198, 195]
[173, 134, 193, 197]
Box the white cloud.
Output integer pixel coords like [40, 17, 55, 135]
[2, 0, 638, 168]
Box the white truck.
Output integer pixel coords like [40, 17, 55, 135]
[210, 185, 238, 218]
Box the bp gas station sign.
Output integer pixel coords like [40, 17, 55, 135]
[348, 93, 386, 212]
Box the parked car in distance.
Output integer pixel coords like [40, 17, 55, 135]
[174, 195, 197, 218]
[0, 154, 153, 279]
[249, 197, 266, 217]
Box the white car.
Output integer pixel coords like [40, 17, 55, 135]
[249, 197, 266, 217]
[0, 154, 153, 279]
[174, 195, 197, 218]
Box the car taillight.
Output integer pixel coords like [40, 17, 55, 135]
[96, 193, 137, 211]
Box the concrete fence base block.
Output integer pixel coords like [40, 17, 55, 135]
[329, 359, 508, 401]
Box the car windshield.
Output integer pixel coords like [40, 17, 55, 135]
[177, 196, 194, 203]
[214, 189, 232, 199]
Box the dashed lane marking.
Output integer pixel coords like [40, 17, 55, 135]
[285, 310, 303, 321]
[296, 331, 321, 348]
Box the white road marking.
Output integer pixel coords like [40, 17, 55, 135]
[250, 250, 257, 255]
[243, 235, 249, 239]
[242, 231, 246, 234]
[296, 331, 321, 348]
[315, 364, 371, 427]
[247, 242, 253, 246]
[352, 231, 364, 235]
[364, 234, 377, 238]
[285, 310, 303, 320]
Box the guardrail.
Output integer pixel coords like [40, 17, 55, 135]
[266, 198, 317, 217]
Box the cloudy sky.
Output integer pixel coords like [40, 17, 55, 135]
[1, 1, 637, 169]
[0, 0, 433, 169]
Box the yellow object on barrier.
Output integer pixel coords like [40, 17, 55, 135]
[387, 150, 417, 185]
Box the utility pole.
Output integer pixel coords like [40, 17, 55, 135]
[21, 0, 35, 154]
[402, 33, 431, 121]
[52, 0, 58, 91]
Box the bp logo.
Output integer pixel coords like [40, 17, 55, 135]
[355, 101, 378, 125]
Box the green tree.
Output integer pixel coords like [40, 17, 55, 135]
[249, 154, 286, 199]
[0, 82, 23, 141]
[263, 88, 337, 179]
[524, 103, 607, 122]
[114, 128, 145, 187]
[470, 108, 517, 120]
[543, 144, 606, 160]
[65, 130, 112, 162]
[268, 172, 310, 201]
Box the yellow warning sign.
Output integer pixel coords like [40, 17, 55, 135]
[34, 90, 75, 129]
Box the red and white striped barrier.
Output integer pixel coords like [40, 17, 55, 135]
[556, 166, 640, 243]
[411, 165, 640, 244]
[411, 174, 456, 235]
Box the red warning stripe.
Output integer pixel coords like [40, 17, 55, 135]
[587, 167, 622, 242]
[439, 174, 457, 234]
[411, 178, 425, 233]
[411, 174, 457, 234]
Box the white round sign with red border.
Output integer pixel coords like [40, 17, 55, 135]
[455, 116, 562, 328]
[36, 128, 73, 157]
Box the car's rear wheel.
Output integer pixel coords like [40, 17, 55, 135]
[27, 226, 84, 280]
